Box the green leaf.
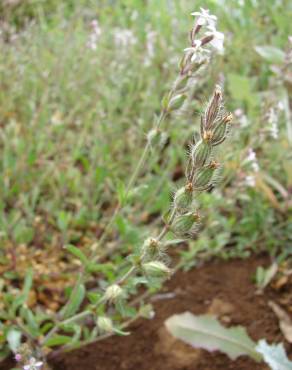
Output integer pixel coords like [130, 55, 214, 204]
[57, 211, 71, 232]
[13, 223, 34, 244]
[44, 335, 73, 347]
[87, 292, 102, 305]
[255, 46, 285, 64]
[65, 245, 89, 266]
[60, 284, 86, 319]
[20, 307, 39, 337]
[227, 73, 258, 107]
[23, 268, 33, 298]
[255, 262, 278, 291]
[165, 312, 261, 361]
[7, 328, 21, 352]
[11, 268, 33, 313]
[256, 340, 292, 370]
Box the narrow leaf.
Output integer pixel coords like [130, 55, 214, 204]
[255, 46, 285, 64]
[65, 245, 88, 266]
[61, 284, 86, 319]
[44, 335, 73, 347]
[165, 312, 261, 361]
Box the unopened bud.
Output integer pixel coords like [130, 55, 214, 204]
[142, 237, 162, 259]
[147, 128, 160, 146]
[142, 261, 171, 278]
[193, 161, 219, 190]
[174, 184, 193, 210]
[174, 74, 189, 91]
[168, 94, 186, 111]
[204, 85, 223, 130]
[209, 113, 233, 146]
[172, 211, 200, 236]
[104, 284, 123, 303]
[191, 140, 212, 166]
[97, 316, 113, 333]
[147, 129, 167, 149]
[139, 304, 155, 319]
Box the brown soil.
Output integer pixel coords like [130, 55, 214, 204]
[2, 254, 291, 370]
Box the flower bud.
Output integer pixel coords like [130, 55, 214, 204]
[104, 284, 123, 303]
[139, 304, 155, 319]
[193, 161, 220, 190]
[147, 128, 161, 147]
[172, 211, 200, 236]
[174, 74, 189, 91]
[97, 316, 113, 333]
[147, 129, 167, 149]
[191, 140, 212, 167]
[141, 237, 162, 260]
[204, 85, 222, 130]
[168, 94, 186, 111]
[174, 183, 193, 210]
[142, 261, 171, 278]
[209, 113, 233, 146]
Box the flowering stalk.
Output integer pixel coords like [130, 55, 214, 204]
[93, 8, 225, 262]
[10, 9, 230, 368]
[45, 84, 233, 359]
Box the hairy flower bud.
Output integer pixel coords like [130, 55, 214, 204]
[203, 85, 223, 130]
[141, 237, 162, 260]
[142, 261, 171, 278]
[104, 284, 123, 303]
[97, 316, 113, 333]
[174, 183, 193, 210]
[168, 94, 186, 111]
[139, 303, 155, 319]
[172, 211, 200, 236]
[191, 139, 212, 167]
[147, 128, 161, 146]
[209, 113, 233, 146]
[193, 161, 220, 190]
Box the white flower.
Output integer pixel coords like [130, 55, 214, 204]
[87, 19, 101, 50]
[247, 148, 256, 162]
[184, 41, 210, 64]
[246, 148, 259, 172]
[245, 175, 256, 188]
[206, 25, 224, 54]
[23, 357, 43, 370]
[191, 8, 217, 27]
[114, 29, 137, 48]
[267, 108, 279, 139]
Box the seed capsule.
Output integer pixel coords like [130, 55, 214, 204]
[141, 238, 161, 260]
[172, 211, 200, 237]
[174, 183, 193, 210]
[210, 113, 233, 146]
[191, 140, 212, 167]
[142, 261, 171, 278]
[193, 161, 220, 190]
[97, 316, 113, 333]
[104, 284, 123, 303]
[204, 85, 223, 130]
[168, 94, 186, 111]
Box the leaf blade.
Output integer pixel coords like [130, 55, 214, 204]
[165, 312, 261, 361]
